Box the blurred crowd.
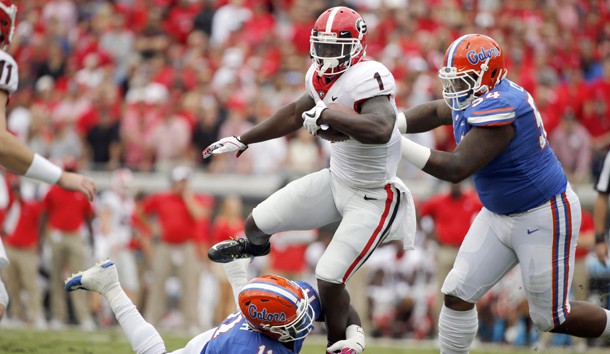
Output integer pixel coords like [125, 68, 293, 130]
[3, 0, 610, 182]
[1, 0, 610, 350]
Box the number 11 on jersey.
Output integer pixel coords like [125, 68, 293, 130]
[257, 345, 273, 354]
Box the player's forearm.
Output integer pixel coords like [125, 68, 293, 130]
[423, 150, 474, 183]
[239, 103, 303, 145]
[0, 130, 36, 174]
[403, 99, 452, 133]
[320, 110, 393, 144]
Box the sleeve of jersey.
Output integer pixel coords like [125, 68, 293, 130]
[349, 62, 396, 108]
[0, 51, 18, 95]
[466, 98, 516, 127]
[304, 64, 316, 99]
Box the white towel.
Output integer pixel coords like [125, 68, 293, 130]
[383, 177, 416, 250]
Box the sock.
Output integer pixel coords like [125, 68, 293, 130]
[222, 259, 250, 306]
[602, 309, 610, 338]
[106, 286, 167, 354]
[245, 240, 270, 256]
[439, 304, 478, 354]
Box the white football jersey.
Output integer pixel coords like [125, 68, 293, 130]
[0, 50, 18, 96]
[305, 60, 402, 188]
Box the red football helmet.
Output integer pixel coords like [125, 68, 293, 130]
[238, 275, 315, 342]
[0, 1, 16, 50]
[310, 6, 368, 77]
[438, 34, 508, 110]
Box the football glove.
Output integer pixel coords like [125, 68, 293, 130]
[302, 100, 327, 135]
[202, 136, 248, 159]
[327, 325, 365, 354]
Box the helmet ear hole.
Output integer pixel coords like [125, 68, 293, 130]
[491, 69, 498, 79]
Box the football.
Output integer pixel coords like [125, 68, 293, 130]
[317, 103, 353, 142]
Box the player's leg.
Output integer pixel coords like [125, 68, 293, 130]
[517, 190, 610, 338]
[316, 182, 402, 346]
[65, 260, 167, 354]
[208, 169, 341, 263]
[439, 208, 518, 354]
[167, 328, 216, 354]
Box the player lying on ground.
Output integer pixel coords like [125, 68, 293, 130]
[65, 259, 364, 354]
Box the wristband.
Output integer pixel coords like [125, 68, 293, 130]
[397, 112, 407, 134]
[596, 232, 606, 244]
[401, 136, 431, 169]
[24, 154, 63, 184]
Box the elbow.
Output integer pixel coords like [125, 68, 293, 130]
[364, 123, 394, 144]
[442, 163, 471, 184]
[445, 173, 468, 184]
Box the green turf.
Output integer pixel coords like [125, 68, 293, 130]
[0, 328, 606, 354]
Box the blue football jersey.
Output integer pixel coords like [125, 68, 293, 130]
[452, 79, 567, 214]
[201, 281, 323, 354]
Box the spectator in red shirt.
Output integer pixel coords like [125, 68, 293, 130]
[1, 177, 46, 328]
[41, 164, 96, 330]
[419, 181, 482, 328]
[137, 165, 212, 332]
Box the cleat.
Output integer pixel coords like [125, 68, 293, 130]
[64, 260, 118, 295]
[208, 238, 269, 263]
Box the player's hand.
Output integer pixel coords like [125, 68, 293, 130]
[327, 325, 365, 354]
[302, 100, 327, 135]
[327, 342, 362, 354]
[595, 241, 608, 266]
[202, 136, 248, 159]
[57, 172, 96, 201]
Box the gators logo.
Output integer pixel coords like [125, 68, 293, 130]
[247, 305, 287, 323]
[467, 47, 500, 65]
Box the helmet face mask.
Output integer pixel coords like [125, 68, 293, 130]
[439, 67, 480, 111]
[439, 34, 507, 111]
[239, 275, 315, 343]
[310, 31, 361, 76]
[309, 7, 367, 77]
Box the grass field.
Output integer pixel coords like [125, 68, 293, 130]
[2, 328, 604, 354]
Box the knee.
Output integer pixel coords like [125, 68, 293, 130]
[529, 311, 554, 332]
[244, 215, 266, 240]
[316, 279, 345, 297]
[444, 295, 475, 311]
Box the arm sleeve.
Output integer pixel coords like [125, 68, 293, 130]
[466, 97, 516, 127]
